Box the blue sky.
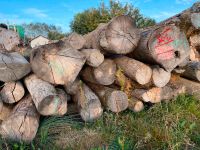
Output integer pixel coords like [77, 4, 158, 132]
[0, 0, 198, 32]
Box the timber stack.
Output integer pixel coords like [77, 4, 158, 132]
[0, 2, 200, 142]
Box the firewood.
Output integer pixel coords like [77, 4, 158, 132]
[62, 32, 86, 50]
[81, 59, 116, 85]
[31, 40, 86, 85]
[180, 61, 200, 82]
[128, 97, 144, 113]
[189, 34, 200, 61]
[0, 95, 40, 142]
[73, 82, 103, 122]
[152, 66, 171, 88]
[159, 2, 200, 36]
[55, 88, 68, 116]
[87, 83, 128, 113]
[24, 74, 68, 116]
[80, 49, 104, 67]
[84, 15, 140, 54]
[0, 27, 20, 51]
[0, 52, 31, 82]
[132, 85, 182, 103]
[170, 74, 200, 99]
[64, 78, 80, 95]
[0, 81, 25, 104]
[114, 56, 152, 85]
[129, 24, 190, 71]
[0, 99, 13, 121]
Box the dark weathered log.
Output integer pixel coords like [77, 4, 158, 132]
[132, 85, 184, 103]
[73, 82, 103, 122]
[0, 27, 20, 51]
[128, 97, 144, 113]
[87, 83, 128, 113]
[62, 32, 86, 50]
[130, 24, 190, 71]
[179, 61, 200, 82]
[80, 49, 104, 67]
[114, 56, 152, 85]
[0, 95, 40, 142]
[152, 66, 171, 87]
[25, 74, 68, 116]
[84, 15, 140, 54]
[81, 59, 116, 85]
[0, 52, 31, 82]
[31, 40, 86, 85]
[0, 99, 13, 121]
[170, 74, 200, 99]
[0, 81, 25, 104]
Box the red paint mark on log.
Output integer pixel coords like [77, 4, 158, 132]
[157, 50, 174, 60]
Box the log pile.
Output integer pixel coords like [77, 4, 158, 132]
[0, 3, 200, 142]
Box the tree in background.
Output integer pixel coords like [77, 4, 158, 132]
[22, 23, 65, 40]
[70, 0, 156, 35]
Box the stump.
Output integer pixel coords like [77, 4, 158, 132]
[0, 52, 31, 82]
[73, 82, 103, 122]
[31, 40, 86, 85]
[0, 95, 40, 142]
[81, 59, 116, 85]
[130, 24, 190, 71]
[25, 74, 68, 116]
[114, 56, 152, 85]
[0, 81, 25, 104]
[88, 83, 128, 113]
[84, 15, 140, 54]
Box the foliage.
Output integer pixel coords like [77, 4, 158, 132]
[47, 31, 65, 40]
[1, 94, 200, 149]
[70, 0, 156, 35]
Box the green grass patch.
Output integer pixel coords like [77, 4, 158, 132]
[1, 94, 200, 150]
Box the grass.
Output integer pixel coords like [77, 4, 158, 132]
[1, 94, 200, 150]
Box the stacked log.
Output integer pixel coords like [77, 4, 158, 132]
[0, 3, 200, 142]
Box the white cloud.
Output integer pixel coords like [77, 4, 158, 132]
[23, 8, 48, 18]
[176, 0, 194, 4]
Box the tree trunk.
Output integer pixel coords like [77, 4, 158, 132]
[80, 49, 104, 67]
[73, 82, 103, 122]
[0, 27, 20, 51]
[0, 95, 40, 142]
[114, 56, 152, 85]
[180, 61, 200, 82]
[159, 2, 200, 36]
[87, 83, 128, 113]
[152, 66, 171, 87]
[64, 78, 80, 95]
[0, 100, 13, 121]
[62, 32, 86, 50]
[128, 97, 144, 113]
[0, 52, 31, 82]
[84, 15, 140, 54]
[169, 74, 200, 99]
[30, 40, 86, 85]
[24, 74, 68, 116]
[129, 24, 190, 71]
[189, 33, 200, 61]
[132, 85, 183, 103]
[81, 59, 116, 85]
[0, 81, 25, 104]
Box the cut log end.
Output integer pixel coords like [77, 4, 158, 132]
[128, 98, 144, 113]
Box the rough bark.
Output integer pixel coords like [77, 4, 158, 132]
[114, 56, 152, 85]
[130, 24, 190, 71]
[189, 33, 200, 61]
[73, 83, 103, 122]
[0, 81, 25, 104]
[0, 99, 13, 121]
[30, 40, 86, 85]
[80, 49, 104, 67]
[0, 95, 40, 142]
[0, 27, 20, 51]
[87, 83, 128, 113]
[0, 52, 31, 82]
[84, 15, 140, 54]
[81, 59, 116, 85]
[24, 74, 68, 116]
[128, 97, 144, 113]
[62, 32, 86, 50]
[159, 2, 200, 36]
